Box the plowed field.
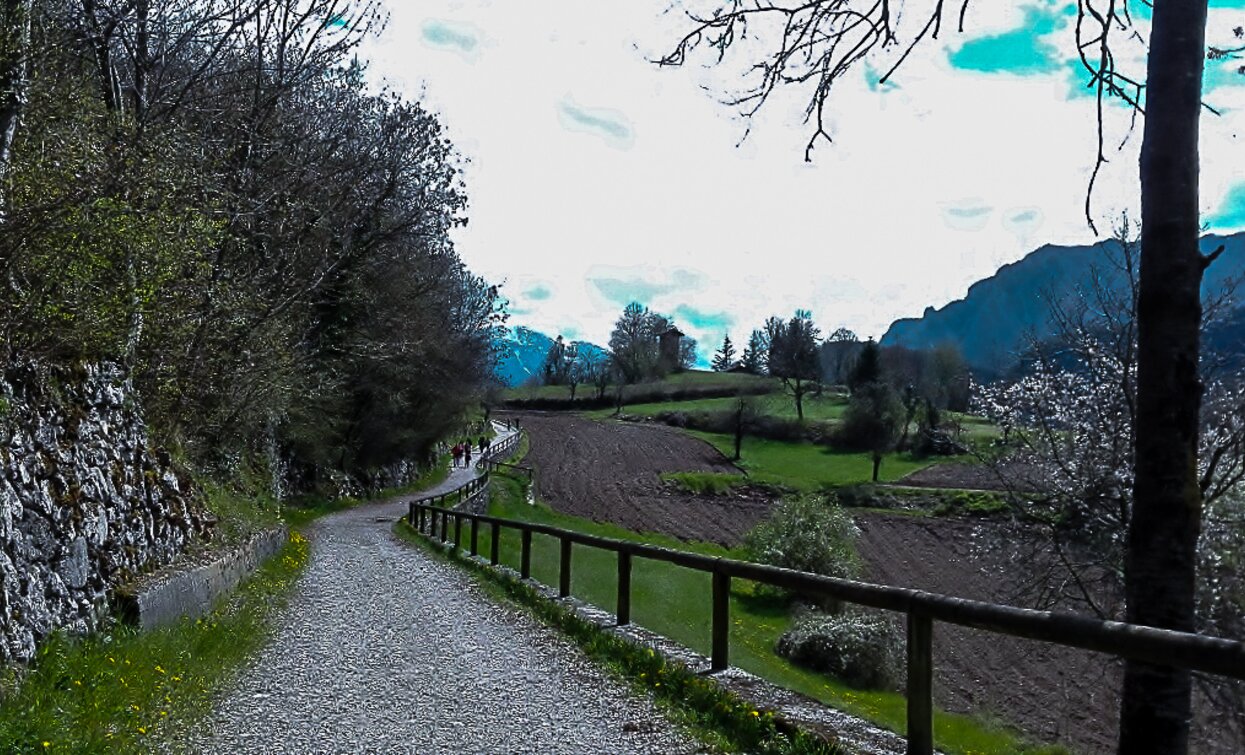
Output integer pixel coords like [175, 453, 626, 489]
[506, 411, 1236, 755]
[509, 411, 773, 545]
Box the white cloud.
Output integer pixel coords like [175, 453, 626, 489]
[364, 2, 1244, 346]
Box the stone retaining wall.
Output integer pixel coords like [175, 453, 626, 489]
[116, 527, 287, 630]
[0, 362, 211, 662]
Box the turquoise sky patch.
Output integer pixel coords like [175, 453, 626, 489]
[946, 206, 992, 219]
[589, 278, 661, 306]
[524, 284, 552, 301]
[557, 99, 634, 148]
[949, 3, 1065, 75]
[673, 305, 733, 334]
[1207, 182, 1245, 230]
[589, 270, 705, 307]
[421, 19, 479, 54]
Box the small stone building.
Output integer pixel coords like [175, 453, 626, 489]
[658, 327, 684, 373]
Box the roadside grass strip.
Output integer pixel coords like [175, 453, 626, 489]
[464, 469, 1070, 755]
[0, 531, 311, 754]
[0, 454, 451, 754]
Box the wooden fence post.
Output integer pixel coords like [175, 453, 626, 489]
[906, 613, 934, 755]
[559, 537, 572, 598]
[712, 571, 730, 671]
[520, 529, 532, 579]
[490, 522, 500, 565]
[439, 510, 448, 544]
[617, 551, 632, 626]
[470, 518, 479, 556]
[453, 514, 462, 549]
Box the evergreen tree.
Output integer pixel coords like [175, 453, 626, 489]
[712, 333, 736, 372]
[848, 339, 882, 392]
[740, 329, 766, 374]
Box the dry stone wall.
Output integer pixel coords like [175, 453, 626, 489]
[0, 362, 211, 662]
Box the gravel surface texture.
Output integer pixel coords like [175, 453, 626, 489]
[184, 429, 701, 755]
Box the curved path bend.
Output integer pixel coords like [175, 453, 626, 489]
[187, 423, 700, 754]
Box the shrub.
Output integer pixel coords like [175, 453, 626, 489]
[776, 609, 903, 690]
[744, 495, 860, 580]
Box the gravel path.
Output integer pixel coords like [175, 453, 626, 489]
[186, 427, 701, 754]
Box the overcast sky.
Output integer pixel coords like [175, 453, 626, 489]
[363, 1, 1245, 361]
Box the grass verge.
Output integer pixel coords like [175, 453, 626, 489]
[393, 518, 842, 754]
[470, 468, 1069, 755]
[0, 451, 455, 754]
[0, 531, 311, 754]
[687, 431, 937, 491]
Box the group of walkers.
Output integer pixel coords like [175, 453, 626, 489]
[451, 435, 492, 469]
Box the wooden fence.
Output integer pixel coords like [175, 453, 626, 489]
[407, 501, 1245, 755]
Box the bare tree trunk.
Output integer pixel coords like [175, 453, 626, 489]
[1119, 1, 1209, 752]
[132, 0, 150, 121]
[0, 0, 29, 217]
[81, 0, 121, 112]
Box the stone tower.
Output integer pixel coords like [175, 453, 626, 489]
[658, 327, 684, 373]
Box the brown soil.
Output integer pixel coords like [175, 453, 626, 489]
[507, 411, 773, 546]
[855, 513, 1121, 754]
[506, 411, 1236, 754]
[896, 462, 1025, 492]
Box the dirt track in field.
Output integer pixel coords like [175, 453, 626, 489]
[509, 411, 774, 546]
[507, 411, 1237, 755]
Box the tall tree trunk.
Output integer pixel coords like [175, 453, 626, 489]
[0, 0, 29, 218]
[1119, 2, 1209, 753]
[132, 0, 150, 121]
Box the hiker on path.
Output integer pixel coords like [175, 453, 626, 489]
[451, 443, 463, 468]
[464, 442, 472, 467]
[478, 436, 487, 455]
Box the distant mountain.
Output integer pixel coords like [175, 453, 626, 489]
[881, 232, 1245, 373]
[493, 326, 609, 387]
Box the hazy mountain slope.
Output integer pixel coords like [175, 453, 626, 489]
[881, 232, 1245, 372]
[493, 326, 608, 387]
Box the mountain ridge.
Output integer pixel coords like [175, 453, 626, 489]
[881, 231, 1245, 372]
[493, 326, 608, 387]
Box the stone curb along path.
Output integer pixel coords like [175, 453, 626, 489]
[186, 422, 702, 754]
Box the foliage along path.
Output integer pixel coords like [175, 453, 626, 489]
[186, 422, 700, 754]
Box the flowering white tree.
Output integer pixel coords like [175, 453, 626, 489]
[973, 222, 1245, 736]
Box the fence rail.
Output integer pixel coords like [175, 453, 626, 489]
[478, 458, 533, 478]
[411, 474, 490, 510]
[482, 426, 522, 460]
[407, 501, 1245, 755]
